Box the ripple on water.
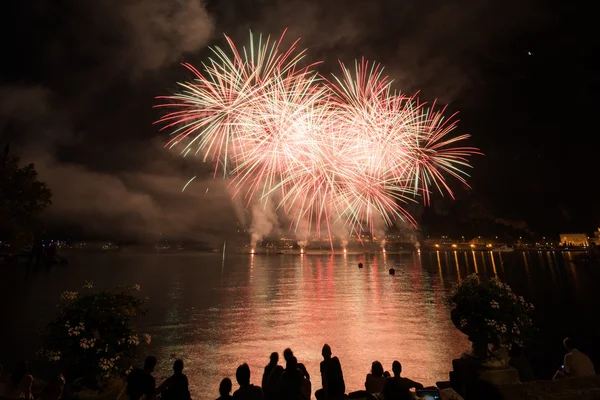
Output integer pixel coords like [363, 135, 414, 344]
[3, 251, 599, 399]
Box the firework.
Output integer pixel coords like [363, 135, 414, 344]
[156, 32, 480, 242]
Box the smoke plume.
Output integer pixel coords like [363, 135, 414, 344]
[249, 201, 280, 246]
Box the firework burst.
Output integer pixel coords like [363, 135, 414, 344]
[156, 31, 480, 243]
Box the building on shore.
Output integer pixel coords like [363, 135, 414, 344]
[559, 233, 589, 246]
[587, 228, 600, 246]
[422, 236, 453, 249]
[469, 236, 497, 249]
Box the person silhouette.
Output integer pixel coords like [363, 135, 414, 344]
[365, 361, 388, 394]
[283, 348, 310, 381]
[391, 360, 423, 391]
[263, 353, 284, 400]
[554, 338, 596, 378]
[126, 356, 157, 400]
[217, 377, 233, 400]
[157, 359, 191, 400]
[280, 356, 304, 400]
[233, 363, 263, 400]
[315, 344, 345, 400]
[262, 353, 279, 393]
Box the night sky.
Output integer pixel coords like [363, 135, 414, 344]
[1, 0, 597, 244]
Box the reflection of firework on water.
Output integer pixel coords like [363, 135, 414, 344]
[156, 31, 481, 241]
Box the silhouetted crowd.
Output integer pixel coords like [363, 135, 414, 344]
[0, 362, 64, 400]
[123, 344, 423, 400]
[1, 339, 597, 400]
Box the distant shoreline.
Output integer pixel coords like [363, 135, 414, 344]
[54, 247, 590, 256]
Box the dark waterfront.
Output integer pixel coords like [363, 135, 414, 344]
[1, 250, 598, 398]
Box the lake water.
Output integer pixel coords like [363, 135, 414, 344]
[1, 250, 599, 399]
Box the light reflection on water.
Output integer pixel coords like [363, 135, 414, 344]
[1, 250, 599, 399]
[192, 252, 469, 400]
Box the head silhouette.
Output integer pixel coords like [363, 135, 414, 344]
[371, 361, 384, 377]
[219, 377, 232, 396]
[270, 352, 279, 365]
[322, 344, 332, 360]
[236, 363, 251, 386]
[564, 338, 575, 351]
[283, 348, 294, 362]
[144, 356, 157, 372]
[286, 356, 298, 371]
[173, 359, 184, 374]
[392, 360, 402, 377]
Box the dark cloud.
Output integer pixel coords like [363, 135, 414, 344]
[24, 0, 213, 80]
[211, 0, 546, 101]
[36, 155, 240, 243]
[120, 0, 214, 76]
[0, 85, 76, 148]
[0, 83, 240, 245]
[0, 0, 224, 243]
[0, 86, 53, 120]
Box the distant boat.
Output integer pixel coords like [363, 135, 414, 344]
[155, 235, 171, 251]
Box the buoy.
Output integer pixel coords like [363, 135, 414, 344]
[358, 263, 363, 268]
[389, 268, 395, 275]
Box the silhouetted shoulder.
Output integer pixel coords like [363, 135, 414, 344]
[233, 384, 263, 400]
[320, 360, 327, 372]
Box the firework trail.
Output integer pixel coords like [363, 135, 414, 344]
[156, 31, 480, 245]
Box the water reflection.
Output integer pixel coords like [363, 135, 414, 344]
[453, 251, 461, 281]
[436, 251, 444, 286]
[490, 252, 498, 276]
[142, 252, 473, 398]
[3, 250, 600, 399]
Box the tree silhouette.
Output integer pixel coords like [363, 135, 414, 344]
[1, 145, 52, 247]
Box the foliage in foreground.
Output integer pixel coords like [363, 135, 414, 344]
[449, 274, 535, 348]
[40, 282, 151, 383]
